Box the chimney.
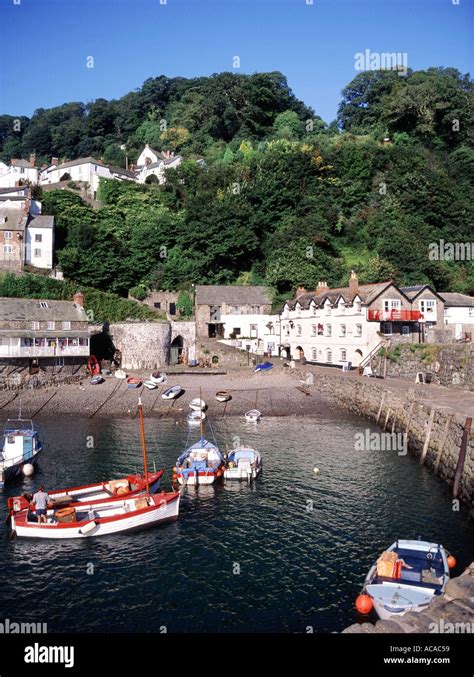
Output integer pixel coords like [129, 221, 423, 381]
[29, 153, 36, 167]
[349, 270, 359, 295]
[51, 157, 59, 166]
[73, 291, 85, 309]
[315, 281, 329, 296]
[295, 286, 307, 298]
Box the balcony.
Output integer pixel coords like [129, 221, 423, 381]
[0, 345, 89, 358]
[368, 309, 423, 322]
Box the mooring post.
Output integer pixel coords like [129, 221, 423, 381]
[376, 391, 386, 425]
[383, 407, 391, 432]
[434, 413, 453, 474]
[453, 417, 472, 498]
[405, 401, 415, 443]
[420, 406, 436, 465]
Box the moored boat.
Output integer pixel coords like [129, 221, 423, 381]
[187, 410, 206, 425]
[127, 377, 142, 389]
[90, 375, 104, 385]
[87, 355, 101, 376]
[254, 361, 273, 372]
[175, 437, 224, 485]
[245, 409, 261, 423]
[224, 446, 262, 481]
[189, 397, 206, 411]
[359, 539, 452, 621]
[215, 391, 232, 403]
[150, 371, 167, 384]
[143, 380, 158, 390]
[162, 385, 182, 400]
[0, 407, 44, 489]
[114, 369, 127, 379]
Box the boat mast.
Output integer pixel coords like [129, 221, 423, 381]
[137, 397, 150, 496]
[199, 386, 204, 441]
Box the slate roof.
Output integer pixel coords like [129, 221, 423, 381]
[0, 298, 88, 323]
[0, 211, 28, 230]
[29, 215, 54, 229]
[0, 186, 29, 196]
[196, 285, 273, 306]
[55, 157, 105, 171]
[286, 282, 392, 310]
[440, 292, 474, 308]
[109, 165, 136, 178]
[10, 159, 34, 168]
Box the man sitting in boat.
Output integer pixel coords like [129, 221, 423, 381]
[32, 486, 49, 525]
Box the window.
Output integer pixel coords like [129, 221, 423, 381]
[55, 357, 65, 368]
[47, 321, 55, 330]
[4, 230, 12, 239]
[469, 308, 474, 317]
[79, 338, 89, 346]
[61, 321, 71, 330]
[326, 349, 332, 363]
[31, 321, 39, 330]
[297, 324, 302, 336]
[34, 248, 41, 258]
[39, 301, 49, 309]
[67, 338, 79, 346]
[340, 348, 347, 362]
[419, 299, 435, 315]
[251, 306, 260, 314]
[381, 322, 392, 336]
[340, 324, 346, 337]
[233, 327, 241, 335]
[3, 244, 12, 254]
[383, 299, 401, 312]
[402, 325, 410, 335]
[326, 324, 332, 337]
[355, 323, 362, 337]
[312, 305, 317, 316]
[311, 348, 317, 361]
[311, 324, 317, 336]
[169, 302, 176, 315]
[153, 302, 161, 309]
[35, 234, 42, 243]
[355, 300, 362, 313]
[317, 323, 324, 336]
[250, 324, 258, 337]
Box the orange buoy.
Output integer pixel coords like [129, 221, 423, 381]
[173, 466, 177, 473]
[172, 473, 178, 481]
[447, 555, 457, 569]
[355, 594, 373, 614]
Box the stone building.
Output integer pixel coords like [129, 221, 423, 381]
[195, 285, 273, 338]
[138, 290, 180, 318]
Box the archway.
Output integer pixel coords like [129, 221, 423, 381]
[145, 174, 159, 185]
[170, 335, 184, 365]
[354, 349, 363, 366]
[296, 345, 305, 361]
[60, 172, 72, 181]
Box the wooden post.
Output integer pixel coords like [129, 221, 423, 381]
[376, 392, 386, 425]
[384, 407, 391, 432]
[453, 417, 472, 498]
[405, 401, 415, 443]
[434, 413, 453, 474]
[420, 406, 436, 465]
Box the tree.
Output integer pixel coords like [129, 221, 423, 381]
[176, 290, 194, 317]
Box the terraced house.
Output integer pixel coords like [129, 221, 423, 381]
[0, 292, 90, 377]
[281, 273, 444, 368]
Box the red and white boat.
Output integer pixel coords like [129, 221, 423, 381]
[7, 470, 163, 516]
[10, 491, 180, 539]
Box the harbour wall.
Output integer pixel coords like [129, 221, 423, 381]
[307, 371, 474, 507]
[108, 321, 171, 370]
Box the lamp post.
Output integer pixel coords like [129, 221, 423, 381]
[246, 344, 251, 366]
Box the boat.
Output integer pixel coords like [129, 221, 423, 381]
[127, 377, 142, 389]
[87, 355, 101, 376]
[215, 391, 232, 403]
[224, 446, 262, 481]
[189, 398, 206, 411]
[0, 406, 44, 489]
[188, 360, 199, 367]
[150, 371, 167, 384]
[114, 369, 127, 379]
[143, 380, 158, 390]
[245, 409, 261, 423]
[360, 540, 451, 621]
[90, 375, 104, 385]
[8, 470, 163, 515]
[254, 361, 273, 372]
[187, 410, 207, 425]
[9, 399, 180, 539]
[162, 385, 182, 400]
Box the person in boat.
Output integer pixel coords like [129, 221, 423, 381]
[32, 486, 49, 525]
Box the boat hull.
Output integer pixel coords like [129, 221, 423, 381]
[224, 467, 261, 481]
[1, 447, 43, 488]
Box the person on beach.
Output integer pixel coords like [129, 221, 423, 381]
[32, 486, 49, 525]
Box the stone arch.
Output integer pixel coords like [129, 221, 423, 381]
[354, 349, 363, 366]
[60, 172, 72, 181]
[170, 334, 184, 365]
[145, 174, 159, 184]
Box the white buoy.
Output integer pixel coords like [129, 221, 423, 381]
[22, 463, 35, 477]
[313, 467, 320, 475]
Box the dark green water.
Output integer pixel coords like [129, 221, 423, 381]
[1, 412, 472, 633]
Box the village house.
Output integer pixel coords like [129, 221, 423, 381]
[441, 292, 474, 341]
[280, 273, 444, 367]
[195, 285, 273, 339]
[0, 292, 90, 376]
[0, 155, 39, 188]
[39, 157, 116, 200]
[134, 144, 182, 185]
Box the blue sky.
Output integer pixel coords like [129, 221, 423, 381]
[0, 0, 472, 123]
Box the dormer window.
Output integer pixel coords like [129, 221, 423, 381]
[39, 301, 49, 309]
[0, 216, 7, 224]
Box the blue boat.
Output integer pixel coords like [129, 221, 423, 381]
[254, 361, 273, 372]
[176, 437, 224, 486]
[0, 408, 44, 489]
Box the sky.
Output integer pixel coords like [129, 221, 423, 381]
[0, 0, 472, 123]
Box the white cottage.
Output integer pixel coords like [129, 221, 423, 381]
[0, 156, 39, 188]
[135, 144, 182, 184]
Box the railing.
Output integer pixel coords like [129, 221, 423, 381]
[0, 346, 89, 358]
[368, 309, 423, 322]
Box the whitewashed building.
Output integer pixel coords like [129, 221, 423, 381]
[135, 144, 182, 184]
[219, 312, 281, 356]
[24, 215, 54, 270]
[0, 156, 39, 188]
[39, 157, 113, 199]
[441, 292, 474, 340]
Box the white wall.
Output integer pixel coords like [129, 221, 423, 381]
[220, 313, 281, 356]
[24, 227, 54, 269]
[0, 167, 38, 187]
[444, 306, 474, 325]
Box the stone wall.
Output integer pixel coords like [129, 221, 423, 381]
[171, 320, 196, 361]
[384, 344, 474, 390]
[108, 321, 171, 370]
[307, 371, 474, 506]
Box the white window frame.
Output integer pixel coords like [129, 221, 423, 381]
[419, 299, 436, 315]
[384, 299, 401, 312]
[47, 321, 55, 330]
[340, 324, 346, 337]
[355, 323, 362, 337]
[61, 321, 71, 330]
[3, 244, 13, 254]
[4, 230, 12, 239]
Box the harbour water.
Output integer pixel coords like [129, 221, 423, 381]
[1, 412, 472, 633]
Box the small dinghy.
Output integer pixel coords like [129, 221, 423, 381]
[127, 378, 142, 389]
[143, 380, 158, 390]
[162, 385, 182, 400]
[254, 361, 273, 372]
[245, 409, 261, 423]
[87, 354, 101, 376]
[114, 369, 127, 379]
[187, 410, 207, 425]
[150, 371, 167, 384]
[224, 446, 262, 481]
[90, 375, 104, 385]
[189, 398, 207, 411]
[359, 539, 452, 621]
[216, 391, 232, 403]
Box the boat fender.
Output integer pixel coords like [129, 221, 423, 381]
[79, 521, 97, 536]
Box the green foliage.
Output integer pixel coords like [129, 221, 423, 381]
[176, 290, 194, 318]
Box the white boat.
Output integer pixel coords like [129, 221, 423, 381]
[1, 407, 44, 489]
[216, 391, 232, 403]
[245, 409, 261, 423]
[175, 437, 224, 485]
[187, 410, 207, 425]
[363, 540, 450, 620]
[162, 385, 182, 400]
[150, 371, 167, 384]
[114, 369, 127, 379]
[143, 380, 158, 390]
[189, 398, 206, 411]
[10, 491, 180, 539]
[224, 446, 262, 481]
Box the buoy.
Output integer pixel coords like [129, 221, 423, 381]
[447, 555, 457, 569]
[355, 593, 373, 614]
[172, 473, 178, 481]
[172, 467, 177, 473]
[22, 463, 34, 477]
[313, 467, 319, 474]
